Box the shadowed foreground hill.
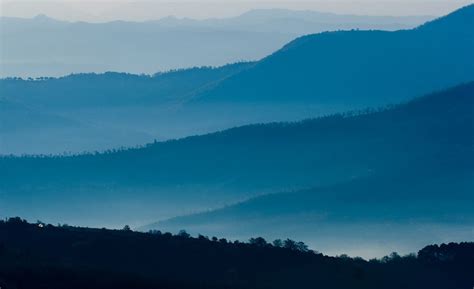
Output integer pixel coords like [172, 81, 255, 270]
[0, 218, 473, 289]
[0, 82, 473, 227]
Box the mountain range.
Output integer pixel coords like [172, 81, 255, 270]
[195, 4, 474, 106]
[0, 5, 473, 257]
[1, 81, 472, 248]
[0, 10, 432, 78]
[150, 81, 474, 256]
[0, 63, 253, 154]
[1, 5, 473, 155]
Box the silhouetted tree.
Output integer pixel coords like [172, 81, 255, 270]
[273, 239, 283, 247]
[296, 241, 309, 252]
[198, 234, 209, 241]
[283, 239, 298, 250]
[249, 237, 268, 247]
[178, 230, 191, 238]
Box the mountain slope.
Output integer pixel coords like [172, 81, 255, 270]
[152, 169, 474, 256]
[0, 99, 78, 133]
[0, 82, 472, 228]
[0, 99, 153, 154]
[1, 6, 470, 155]
[194, 4, 474, 107]
[0, 63, 253, 109]
[0, 63, 253, 154]
[0, 10, 431, 77]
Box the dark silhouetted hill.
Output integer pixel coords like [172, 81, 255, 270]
[0, 218, 472, 289]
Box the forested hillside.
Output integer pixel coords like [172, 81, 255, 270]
[0, 218, 472, 289]
[1, 82, 472, 229]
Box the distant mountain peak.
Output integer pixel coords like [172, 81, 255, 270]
[33, 14, 55, 21]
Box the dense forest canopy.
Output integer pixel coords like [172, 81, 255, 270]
[0, 217, 473, 289]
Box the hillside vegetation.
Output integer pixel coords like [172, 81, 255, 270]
[1, 81, 472, 229]
[0, 218, 473, 289]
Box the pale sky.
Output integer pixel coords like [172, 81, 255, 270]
[1, 0, 473, 21]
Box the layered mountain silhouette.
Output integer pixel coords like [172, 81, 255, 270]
[152, 163, 473, 256]
[0, 6, 473, 256]
[0, 10, 431, 77]
[1, 63, 252, 108]
[1, 1, 473, 279]
[195, 4, 474, 106]
[0, 63, 254, 154]
[1, 5, 472, 154]
[1, 81, 472, 234]
[149, 81, 474, 255]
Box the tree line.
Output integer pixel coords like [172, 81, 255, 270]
[0, 217, 472, 289]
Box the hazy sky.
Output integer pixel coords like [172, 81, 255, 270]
[1, 0, 473, 21]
